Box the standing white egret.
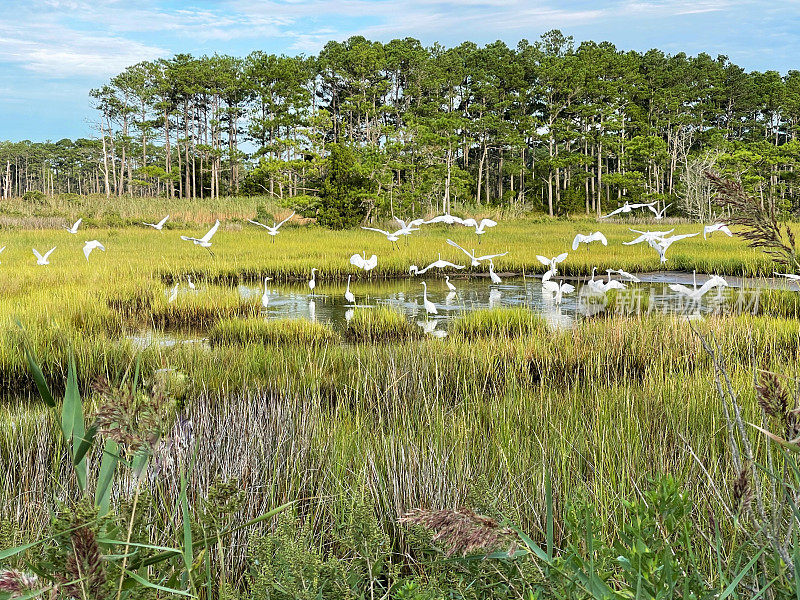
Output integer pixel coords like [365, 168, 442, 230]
[350, 252, 377, 271]
[445, 275, 456, 292]
[571, 231, 608, 251]
[536, 252, 569, 275]
[586, 267, 605, 293]
[446, 239, 508, 266]
[187, 275, 196, 290]
[344, 275, 355, 304]
[32, 247, 56, 265]
[168, 282, 179, 303]
[488, 260, 502, 284]
[143, 215, 169, 231]
[247, 212, 296, 242]
[82, 240, 105, 261]
[181, 220, 220, 255]
[308, 268, 318, 291]
[421, 281, 438, 315]
[261, 276, 272, 308]
[64, 218, 82, 234]
[703, 223, 733, 239]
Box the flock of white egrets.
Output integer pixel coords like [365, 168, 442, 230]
[15, 205, 798, 319]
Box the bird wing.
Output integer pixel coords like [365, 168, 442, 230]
[461, 218, 477, 227]
[572, 234, 585, 250]
[476, 251, 508, 261]
[43, 247, 56, 259]
[157, 215, 170, 227]
[276, 212, 296, 228]
[560, 283, 575, 294]
[600, 206, 623, 218]
[247, 219, 270, 229]
[0, 246, 5, 253]
[83, 244, 92, 260]
[542, 281, 558, 293]
[593, 232, 608, 245]
[479, 218, 497, 229]
[542, 269, 554, 282]
[362, 227, 390, 236]
[32, 248, 43, 260]
[670, 233, 699, 242]
[720, 225, 732, 236]
[180, 236, 196, 242]
[536, 255, 551, 266]
[349, 254, 366, 268]
[698, 276, 728, 295]
[446, 239, 473, 258]
[554, 252, 568, 263]
[200, 220, 220, 242]
[71, 218, 82, 231]
[669, 284, 693, 296]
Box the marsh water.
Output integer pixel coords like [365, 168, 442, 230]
[130, 271, 793, 347]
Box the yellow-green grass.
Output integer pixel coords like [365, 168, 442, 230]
[343, 306, 420, 342]
[0, 216, 780, 342]
[208, 317, 338, 347]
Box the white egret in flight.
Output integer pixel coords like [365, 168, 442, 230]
[647, 232, 699, 264]
[647, 203, 671, 220]
[612, 268, 641, 283]
[32, 247, 56, 265]
[572, 231, 608, 250]
[542, 280, 575, 305]
[461, 218, 497, 236]
[670, 271, 729, 300]
[181, 220, 220, 255]
[82, 240, 105, 261]
[143, 215, 169, 231]
[623, 229, 675, 246]
[247, 212, 296, 242]
[536, 252, 569, 275]
[350, 252, 377, 271]
[446, 239, 508, 266]
[424, 212, 464, 225]
[703, 223, 733, 239]
[64, 218, 82, 234]
[417, 254, 465, 274]
[421, 281, 438, 314]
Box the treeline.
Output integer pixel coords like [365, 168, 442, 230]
[3, 31, 800, 221]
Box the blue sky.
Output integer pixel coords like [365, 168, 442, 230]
[2, 0, 799, 142]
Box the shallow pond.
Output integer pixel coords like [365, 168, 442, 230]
[230, 271, 788, 330]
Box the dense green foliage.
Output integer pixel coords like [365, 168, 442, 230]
[3, 32, 800, 223]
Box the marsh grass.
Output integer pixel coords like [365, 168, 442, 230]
[450, 307, 546, 339]
[343, 307, 419, 343]
[208, 317, 338, 347]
